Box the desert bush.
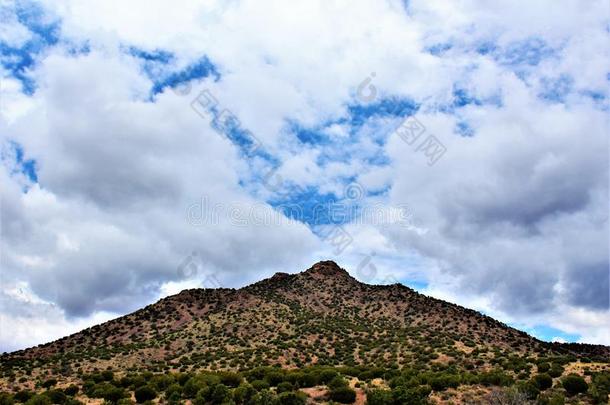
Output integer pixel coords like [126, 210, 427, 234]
[429, 374, 459, 391]
[537, 392, 565, 405]
[515, 381, 539, 400]
[251, 389, 277, 405]
[561, 374, 588, 396]
[329, 386, 356, 403]
[365, 389, 393, 405]
[548, 364, 564, 378]
[101, 371, 114, 381]
[0, 393, 14, 405]
[265, 371, 285, 386]
[537, 363, 550, 373]
[589, 372, 610, 404]
[277, 391, 306, 405]
[251, 380, 270, 391]
[209, 384, 230, 404]
[24, 395, 51, 405]
[134, 386, 157, 403]
[479, 370, 514, 387]
[233, 383, 256, 404]
[276, 382, 293, 393]
[295, 373, 317, 388]
[218, 371, 242, 388]
[533, 373, 553, 390]
[15, 391, 34, 403]
[165, 383, 182, 398]
[43, 390, 66, 404]
[319, 369, 338, 384]
[327, 376, 348, 391]
[98, 386, 126, 403]
[150, 374, 173, 391]
[41, 380, 57, 389]
[391, 385, 431, 405]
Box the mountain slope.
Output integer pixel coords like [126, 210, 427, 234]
[2, 262, 610, 368]
[1, 261, 609, 402]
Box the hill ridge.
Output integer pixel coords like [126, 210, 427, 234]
[1, 260, 609, 398]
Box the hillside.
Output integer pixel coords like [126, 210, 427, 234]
[1, 260, 609, 404]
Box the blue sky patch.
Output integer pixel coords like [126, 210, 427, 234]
[455, 121, 474, 137]
[518, 324, 581, 343]
[2, 140, 38, 183]
[404, 280, 429, 290]
[288, 120, 330, 145]
[1, 0, 60, 94]
[426, 42, 452, 56]
[498, 37, 556, 67]
[150, 56, 220, 97]
[453, 87, 482, 108]
[347, 97, 418, 128]
[539, 74, 573, 103]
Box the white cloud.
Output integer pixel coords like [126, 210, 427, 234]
[1, 0, 608, 350]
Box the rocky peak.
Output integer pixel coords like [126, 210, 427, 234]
[305, 260, 352, 278]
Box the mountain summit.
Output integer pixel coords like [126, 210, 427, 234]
[306, 260, 350, 276]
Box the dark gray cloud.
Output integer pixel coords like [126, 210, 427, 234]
[565, 261, 609, 311]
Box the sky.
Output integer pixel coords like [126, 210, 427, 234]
[0, 0, 608, 352]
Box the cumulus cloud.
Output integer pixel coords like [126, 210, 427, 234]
[0, 0, 608, 350]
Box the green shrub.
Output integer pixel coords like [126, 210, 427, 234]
[63, 386, 78, 397]
[277, 391, 306, 405]
[41, 380, 57, 389]
[192, 389, 208, 405]
[515, 381, 539, 400]
[183, 377, 208, 398]
[276, 382, 294, 393]
[100, 386, 126, 403]
[295, 373, 317, 388]
[251, 389, 277, 405]
[251, 380, 270, 391]
[328, 376, 348, 391]
[210, 384, 230, 404]
[330, 386, 356, 403]
[537, 392, 565, 405]
[590, 372, 610, 404]
[134, 386, 157, 403]
[218, 372, 242, 388]
[561, 374, 588, 396]
[533, 373, 553, 390]
[151, 375, 173, 391]
[365, 389, 393, 405]
[265, 372, 284, 386]
[15, 391, 35, 403]
[165, 383, 182, 398]
[319, 370, 338, 384]
[233, 383, 256, 404]
[25, 395, 51, 405]
[101, 371, 114, 381]
[537, 363, 551, 373]
[429, 374, 459, 391]
[0, 393, 14, 405]
[548, 364, 564, 378]
[391, 385, 431, 405]
[43, 390, 66, 405]
[479, 370, 513, 387]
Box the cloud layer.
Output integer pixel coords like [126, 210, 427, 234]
[1, 0, 608, 350]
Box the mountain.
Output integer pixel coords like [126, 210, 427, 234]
[1, 260, 609, 404]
